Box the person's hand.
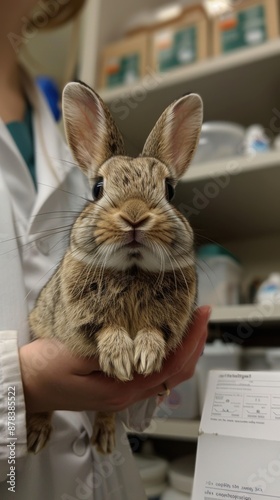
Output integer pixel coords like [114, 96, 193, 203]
[19, 305, 210, 413]
[130, 305, 210, 402]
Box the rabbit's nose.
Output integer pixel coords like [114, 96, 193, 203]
[119, 214, 151, 229]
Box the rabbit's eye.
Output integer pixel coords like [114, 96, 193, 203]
[165, 180, 175, 202]
[92, 177, 104, 200]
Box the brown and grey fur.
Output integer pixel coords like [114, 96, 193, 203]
[27, 82, 203, 454]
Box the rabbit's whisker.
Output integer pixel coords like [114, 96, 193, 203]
[51, 156, 79, 169]
[172, 242, 217, 298]
[148, 240, 165, 288]
[37, 181, 90, 203]
[165, 246, 190, 298]
[103, 191, 117, 210]
[0, 228, 73, 258]
[159, 244, 178, 295]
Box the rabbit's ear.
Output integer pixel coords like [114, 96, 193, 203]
[142, 94, 203, 179]
[62, 82, 125, 179]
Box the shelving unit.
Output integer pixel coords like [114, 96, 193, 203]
[98, 38, 280, 105]
[210, 303, 280, 324]
[79, 0, 280, 447]
[97, 38, 280, 152]
[128, 419, 200, 441]
[184, 150, 280, 183]
[79, 2, 280, 152]
[175, 151, 280, 241]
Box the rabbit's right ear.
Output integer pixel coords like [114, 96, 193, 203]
[142, 93, 203, 179]
[62, 82, 125, 180]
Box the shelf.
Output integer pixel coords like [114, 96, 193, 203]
[97, 39, 280, 153]
[174, 151, 280, 241]
[210, 304, 280, 324]
[127, 419, 200, 441]
[100, 39, 280, 103]
[182, 150, 280, 183]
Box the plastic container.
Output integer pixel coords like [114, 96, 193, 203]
[168, 455, 195, 494]
[197, 244, 242, 307]
[244, 125, 270, 154]
[196, 340, 241, 413]
[192, 122, 245, 164]
[154, 373, 199, 420]
[146, 483, 168, 500]
[241, 347, 269, 371]
[255, 273, 280, 304]
[274, 134, 280, 152]
[266, 349, 280, 371]
[135, 454, 168, 500]
[162, 488, 191, 500]
[162, 455, 195, 499]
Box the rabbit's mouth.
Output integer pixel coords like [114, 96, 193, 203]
[125, 241, 143, 249]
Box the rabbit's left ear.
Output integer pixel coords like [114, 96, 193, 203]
[62, 82, 125, 180]
[142, 94, 203, 179]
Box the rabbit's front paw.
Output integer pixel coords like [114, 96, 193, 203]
[92, 411, 115, 454]
[98, 327, 134, 381]
[27, 412, 52, 454]
[134, 329, 166, 375]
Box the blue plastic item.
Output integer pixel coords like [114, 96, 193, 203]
[36, 76, 61, 121]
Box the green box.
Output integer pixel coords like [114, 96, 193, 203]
[221, 5, 267, 53]
[106, 53, 140, 88]
[157, 26, 197, 72]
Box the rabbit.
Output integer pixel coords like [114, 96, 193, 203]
[26, 81, 203, 455]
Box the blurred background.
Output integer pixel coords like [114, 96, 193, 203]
[22, 1, 280, 498]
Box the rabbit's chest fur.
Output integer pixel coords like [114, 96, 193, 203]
[29, 248, 196, 358]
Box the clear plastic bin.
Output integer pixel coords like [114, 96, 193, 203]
[192, 121, 245, 164]
[197, 244, 241, 307]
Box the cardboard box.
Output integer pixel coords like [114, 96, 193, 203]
[151, 6, 209, 74]
[212, 0, 280, 56]
[99, 33, 149, 89]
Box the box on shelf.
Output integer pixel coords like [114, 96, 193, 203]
[99, 33, 149, 89]
[196, 244, 242, 307]
[151, 5, 209, 74]
[162, 455, 196, 500]
[134, 454, 168, 500]
[196, 340, 242, 413]
[212, 0, 280, 56]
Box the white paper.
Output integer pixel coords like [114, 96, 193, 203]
[192, 370, 280, 500]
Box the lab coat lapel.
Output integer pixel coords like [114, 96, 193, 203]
[21, 71, 74, 233]
[0, 168, 30, 345]
[31, 94, 74, 217]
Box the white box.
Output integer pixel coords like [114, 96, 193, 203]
[197, 254, 241, 306]
[192, 370, 280, 500]
[196, 340, 241, 413]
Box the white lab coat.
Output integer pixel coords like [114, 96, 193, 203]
[0, 70, 154, 500]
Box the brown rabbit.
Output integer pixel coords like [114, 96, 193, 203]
[27, 81, 203, 455]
